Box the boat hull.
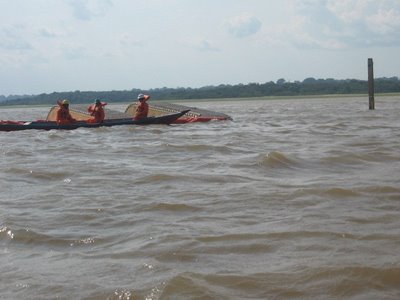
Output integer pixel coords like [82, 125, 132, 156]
[0, 110, 189, 132]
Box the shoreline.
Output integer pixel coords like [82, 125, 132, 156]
[1, 93, 400, 109]
[166, 92, 400, 103]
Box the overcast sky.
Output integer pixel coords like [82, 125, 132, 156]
[1, 0, 400, 96]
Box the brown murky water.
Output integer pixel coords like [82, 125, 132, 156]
[1, 96, 399, 299]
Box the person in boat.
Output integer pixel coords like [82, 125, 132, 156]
[87, 99, 107, 123]
[133, 94, 150, 120]
[56, 99, 77, 125]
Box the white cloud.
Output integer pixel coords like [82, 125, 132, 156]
[326, 0, 371, 23]
[283, 0, 400, 48]
[226, 14, 262, 38]
[367, 8, 400, 34]
[197, 40, 219, 52]
[0, 25, 29, 49]
[38, 27, 68, 39]
[61, 44, 88, 60]
[68, 0, 113, 21]
[183, 38, 219, 52]
[119, 34, 147, 48]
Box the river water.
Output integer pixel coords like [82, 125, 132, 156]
[1, 96, 399, 299]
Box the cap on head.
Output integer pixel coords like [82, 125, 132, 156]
[137, 94, 150, 101]
[62, 99, 69, 106]
[95, 99, 101, 105]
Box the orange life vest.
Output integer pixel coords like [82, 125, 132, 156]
[134, 101, 149, 120]
[57, 106, 76, 125]
[88, 103, 106, 123]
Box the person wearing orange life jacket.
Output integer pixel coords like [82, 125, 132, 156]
[87, 99, 107, 123]
[56, 99, 77, 125]
[133, 94, 150, 121]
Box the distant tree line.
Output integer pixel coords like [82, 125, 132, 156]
[1, 77, 400, 106]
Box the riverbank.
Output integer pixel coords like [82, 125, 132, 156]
[1, 93, 399, 110]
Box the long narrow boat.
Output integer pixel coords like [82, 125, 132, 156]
[45, 102, 232, 124]
[125, 102, 232, 123]
[0, 110, 189, 132]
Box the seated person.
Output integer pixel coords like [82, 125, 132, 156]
[133, 94, 150, 120]
[87, 99, 107, 123]
[56, 99, 76, 125]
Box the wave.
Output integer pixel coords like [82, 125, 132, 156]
[145, 202, 201, 212]
[0, 226, 14, 239]
[2, 167, 70, 185]
[258, 151, 300, 169]
[291, 185, 400, 201]
[196, 231, 356, 244]
[135, 173, 256, 185]
[83, 288, 158, 300]
[292, 187, 361, 198]
[135, 173, 185, 183]
[163, 143, 233, 154]
[363, 185, 400, 194]
[6, 245, 400, 299]
[157, 266, 400, 299]
[322, 151, 399, 166]
[0, 226, 102, 248]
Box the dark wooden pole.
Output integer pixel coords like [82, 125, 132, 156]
[368, 58, 375, 110]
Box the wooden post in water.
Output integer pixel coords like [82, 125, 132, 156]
[368, 58, 375, 110]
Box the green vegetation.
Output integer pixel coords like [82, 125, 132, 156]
[1, 77, 399, 106]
